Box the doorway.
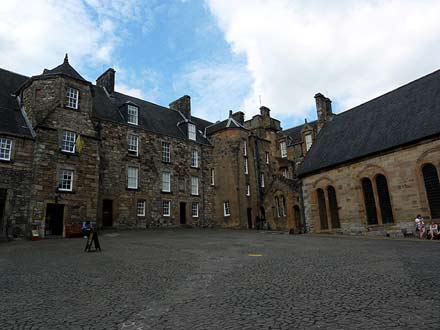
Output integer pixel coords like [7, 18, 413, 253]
[45, 203, 64, 236]
[247, 208, 252, 229]
[102, 199, 113, 227]
[0, 189, 6, 235]
[180, 202, 186, 224]
[294, 205, 301, 230]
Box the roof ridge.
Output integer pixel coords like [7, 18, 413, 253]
[0, 67, 29, 79]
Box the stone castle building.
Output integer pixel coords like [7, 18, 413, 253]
[0, 56, 316, 238]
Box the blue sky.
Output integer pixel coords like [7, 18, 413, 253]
[1, 0, 440, 129]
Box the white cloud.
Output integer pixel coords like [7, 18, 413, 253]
[206, 0, 440, 122]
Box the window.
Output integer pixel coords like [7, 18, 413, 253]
[243, 140, 247, 156]
[261, 173, 265, 188]
[162, 172, 171, 192]
[137, 200, 146, 216]
[191, 176, 199, 195]
[422, 163, 440, 218]
[305, 134, 313, 151]
[244, 158, 248, 174]
[224, 201, 231, 216]
[66, 87, 78, 109]
[376, 175, 394, 224]
[127, 166, 138, 189]
[127, 105, 138, 125]
[0, 138, 12, 160]
[280, 141, 287, 158]
[282, 167, 288, 178]
[362, 178, 378, 225]
[266, 152, 269, 164]
[162, 200, 170, 216]
[191, 150, 199, 168]
[162, 142, 170, 163]
[128, 134, 138, 156]
[246, 184, 250, 196]
[317, 188, 328, 230]
[327, 186, 340, 228]
[282, 196, 287, 216]
[61, 130, 76, 153]
[188, 123, 196, 141]
[59, 169, 73, 191]
[210, 168, 215, 186]
[275, 196, 280, 217]
[192, 202, 199, 217]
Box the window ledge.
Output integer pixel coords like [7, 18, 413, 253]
[162, 161, 171, 164]
[127, 153, 139, 158]
[64, 106, 79, 111]
[0, 158, 12, 163]
[57, 189, 75, 194]
[126, 187, 139, 191]
[60, 150, 78, 157]
[161, 191, 172, 194]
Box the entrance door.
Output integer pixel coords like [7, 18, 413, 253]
[0, 189, 6, 234]
[294, 205, 301, 229]
[102, 199, 113, 227]
[45, 203, 64, 236]
[180, 202, 186, 224]
[247, 208, 252, 229]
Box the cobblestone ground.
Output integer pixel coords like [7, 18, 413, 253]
[1, 229, 439, 330]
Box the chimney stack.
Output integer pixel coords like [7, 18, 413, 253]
[232, 111, 245, 125]
[315, 93, 333, 131]
[260, 106, 271, 117]
[96, 68, 115, 94]
[170, 95, 191, 119]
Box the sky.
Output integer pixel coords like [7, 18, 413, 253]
[1, 0, 440, 128]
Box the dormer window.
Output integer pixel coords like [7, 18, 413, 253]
[280, 141, 287, 158]
[305, 134, 313, 151]
[188, 123, 196, 141]
[127, 105, 138, 125]
[66, 87, 79, 109]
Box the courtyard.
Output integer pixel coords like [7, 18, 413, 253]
[1, 229, 439, 330]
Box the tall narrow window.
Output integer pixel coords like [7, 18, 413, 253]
[137, 200, 146, 216]
[162, 200, 170, 216]
[261, 173, 265, 188]
[246, 184, 250, 196]
[59, 169, 73, 191]
[162, 172, 171, 192]
[191, 150, 199, 168]
[224, 201, 231, 216]
[66, 87, 79, 109]
[192, 203, 199, 218]
[280, 141, 287, 158]
[0, 138, 12, 160]
[362, 178, 378, 225]
[61, 130, 76, 153]
[162, 142, 170, 162]
[243, 140, 247, 156]
[191, 176, 199, 195]
[282, 196, 287, 216]
[128, 134, 138, 156]
[127, 105, 138, 125]
[275, 197, 280, 217]
[327, 186, 340, 228]
[422, 163, 440, 218]
[317, 188, 328, 230]
[305, 134, 313, 151]
[210, 168, 215, 186]
[281, 167, 288, 178]
[244, 158, 248, 174]
[266, 152, 269, 164]
[127, 166, 139, 189]
[188, 123, 196, 141]
[375, 175, 394, 224]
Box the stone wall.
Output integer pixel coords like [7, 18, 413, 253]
[301, 138, 440, 236]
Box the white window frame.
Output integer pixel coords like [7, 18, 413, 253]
[59, 169, 73, 191]
[243, 140, 247, 156]
[0, 138, 12, 161]
[191, 176, 199, 196]
[137, 200, 146, 216]
[127, 166, 139, 189]
[162, 172, 171, 192]
[261, 173, 265, 188]
[162, 200, 171, 217]
[305, 134, 313, 151]
[244, 158, 248, 174]
[61, 130, 76, 153]
[282, 168, 288, 178]
[66, 87, 79, 109]
[191, 149, 199, 168]
[128, 134, 139, 156]
[192, 202, 199, 218]
[162, 142, 170, 163]
[188, 123, 196, 141]
[280, 141, 287, 158]
[224, 201, 231, 217]
[246, 184, 250, 196]
[266, 152, 269, 164]
[210, 168, 215, 186]
[127, 105, 139, 125]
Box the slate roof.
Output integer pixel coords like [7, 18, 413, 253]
[92, 86, 213, 145]
[42, 54, 86, 82]
[282, 120, 317, 145]
[205, 116, 246, 135]
[298, 69, 440, 177]
[0, 68, 33, 138]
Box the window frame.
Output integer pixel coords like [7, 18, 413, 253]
[162, 200, 171, 217]
[127, 105, 139, 125]
[162, 142, 170, 163]
[223, 201, 231, 217]
[0, 137, 12, 161]
[66, 87, 79, 109]
[191, 149, 199, 168]
[266, 152, 269, 164]
[243, 140, 247, 156]
[244, 157, 248, 174]
[188, 123, 196, 141]
[127, 166, 139, 189]
[192, 202, 199, 218]
[261, 173, 265, 188]
[61, 130, 76, 153]
[280, 141, 287, 158]
[210, 168, 215, 186]
[128, 134, 139, 156]
[162, 172, 171, 192]
[246, 184, 250, 196]
[191, 176, 199, 196]
[305, 134, 313, 151]
[59, 169, 74, 192]
[137, 200, 146, 217]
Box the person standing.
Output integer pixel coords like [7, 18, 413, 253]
[415, 215, 426, 239]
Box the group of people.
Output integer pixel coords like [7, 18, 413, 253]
[414, 215, 439, 239]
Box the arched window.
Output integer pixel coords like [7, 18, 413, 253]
[327, 185, 340, 228]
[275, 197, 280, 217]
[375, 175, 393, 223]
[362, 178, 378, 225]
[317, 188, 328, 230]
[422, 163, 440, 218]
[281, 196, 287, 216]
